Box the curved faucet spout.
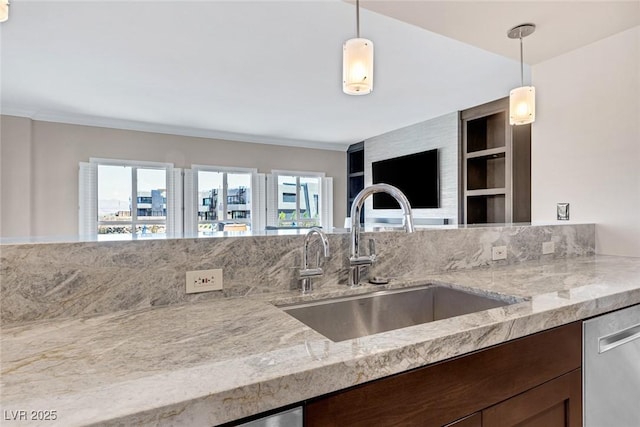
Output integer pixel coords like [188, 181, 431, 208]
[303, 227, 330, 269]
[349, 183, 414, 286]
[299, 227, 330, 294]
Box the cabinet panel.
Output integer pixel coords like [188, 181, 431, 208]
[446, 413, 482, 427]
[511, 124, 531, 222]
[348, 175, 364, 199]
[305, 323, 581, 427]
[482, 369, 582, 427]
[348, 148, 364, 174]
[347, 142, 365, 216]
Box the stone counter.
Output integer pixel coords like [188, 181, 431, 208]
[1, 255, 639, 426]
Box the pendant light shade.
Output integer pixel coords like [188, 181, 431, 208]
[343, 38, 374, 95]
[508, 23, 536, 125]
[0, 0, 9, 23]
[343, 0, 373, 95]
[510, 86, 535, 125]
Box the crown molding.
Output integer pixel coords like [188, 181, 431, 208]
[0, 107, 351, 152]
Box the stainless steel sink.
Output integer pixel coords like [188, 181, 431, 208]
[280, 285, 516, 342]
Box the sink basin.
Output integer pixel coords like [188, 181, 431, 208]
[280, 285, 516, 342]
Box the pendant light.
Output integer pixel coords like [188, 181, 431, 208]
[343, 0, 373, 95]
[508, 23, 536, 125]
[0, 0, 9, 23]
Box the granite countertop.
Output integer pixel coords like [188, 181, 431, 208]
[2, 255, 640, 426]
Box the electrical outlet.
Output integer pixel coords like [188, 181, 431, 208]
[186, 269, 223, 294]
[492, 246, 507, 261]
[542, 241, 555, 255]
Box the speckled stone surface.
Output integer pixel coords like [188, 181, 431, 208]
[1, 254, 638, 427]
[0, 224, 594, 325]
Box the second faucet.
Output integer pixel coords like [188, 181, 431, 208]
[299, 227, 330, 294]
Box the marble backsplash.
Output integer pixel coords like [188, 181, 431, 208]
[0, 224, 595, 325]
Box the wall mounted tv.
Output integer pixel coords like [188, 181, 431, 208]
[372, 149, 439, 209]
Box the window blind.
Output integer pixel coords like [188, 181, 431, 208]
[78, 162, 98, 239]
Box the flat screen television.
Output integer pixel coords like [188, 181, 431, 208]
[372, 149, 439, 209]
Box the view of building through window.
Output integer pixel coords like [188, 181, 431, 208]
[97, 165, 167, 237]
[197, 170, 251, 234]
[90, 163, 328, 238]
[277, 175, 321, 227]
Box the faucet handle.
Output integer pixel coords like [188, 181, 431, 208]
[299, 267, 324, 278]
[369, 238, 377, 263]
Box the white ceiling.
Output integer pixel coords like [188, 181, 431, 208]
[1, 1, 638, 150]
[361, 1, 640, 65]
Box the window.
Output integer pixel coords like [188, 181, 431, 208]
[79, 159, 182, 240]
[80, 162, 330, 238]
[269, 171, 333, 230]
[186, 166, 260, 236]
[282, 191, 296, 204]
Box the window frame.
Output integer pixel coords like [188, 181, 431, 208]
[271, 170, 326, 228]
[192, 165, 258, 232]
[89, 158, 173, 238]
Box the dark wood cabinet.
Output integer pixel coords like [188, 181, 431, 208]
[347, 142, 365, 218]
[446, 413, 482, 427]
[482, 369, 581, 427]
[305, 322, 581, 427]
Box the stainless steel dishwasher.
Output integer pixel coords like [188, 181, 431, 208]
[583, 304, 640, 427]
[236, 406, 302, 427]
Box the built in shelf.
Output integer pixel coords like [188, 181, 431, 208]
[467, 152, 506, 190]
[465, 147, 506, 159]
[347, 142, 365, 216]
[466, 188, 507, 197]
[460, 97, 531, 225]
[466, 110, 507, 153]
[467, 194, 506, 224]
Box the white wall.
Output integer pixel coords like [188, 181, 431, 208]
[531, 26, 640, 256]
[0, 117, 347, 239]
[365, 112, 459, 223]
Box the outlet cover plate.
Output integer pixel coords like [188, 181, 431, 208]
[186, 269, 223, 294]
[492, 246, 507, 261]
[542, 241, 555, 255]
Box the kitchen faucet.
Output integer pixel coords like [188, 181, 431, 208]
[298, 227, 330, 294]
[349, 183, 414, 286]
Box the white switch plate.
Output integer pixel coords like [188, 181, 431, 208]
[186, 269, 223, 294]
[557, 203, 570, 220]
[542, 241, 555, 255]
[492, 246, 507, 261]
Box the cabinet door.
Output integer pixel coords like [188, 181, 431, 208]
[482, 369, 582, 427]
[445, 413, 482, 427]
[305, 323, 581, 427]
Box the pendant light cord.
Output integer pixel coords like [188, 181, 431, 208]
[519, 35, 524, 86]
[356, 0, 360, 38]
